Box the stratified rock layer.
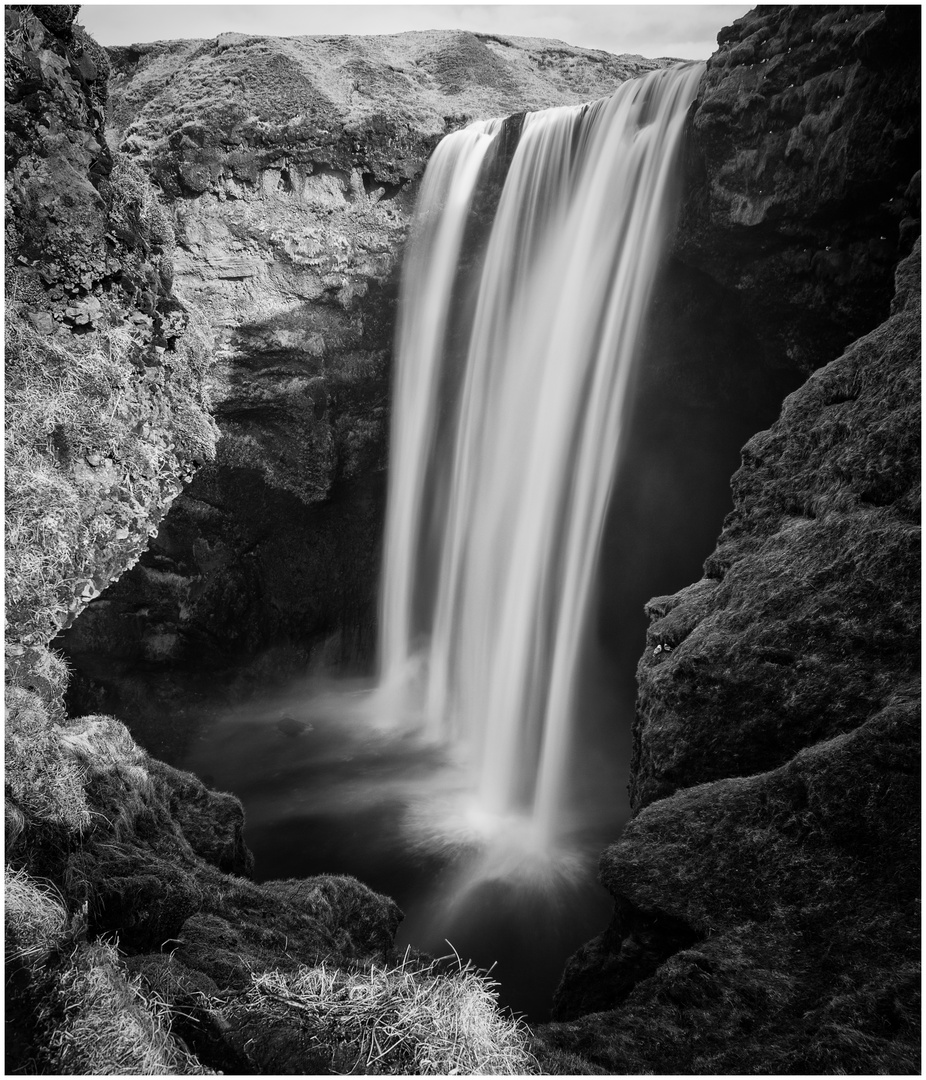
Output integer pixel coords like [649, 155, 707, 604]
[537, 241, 920, 1075]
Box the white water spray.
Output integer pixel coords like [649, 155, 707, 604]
[378, 63, 704, 861]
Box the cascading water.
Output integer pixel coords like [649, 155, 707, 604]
[379, 62, 705, 862]
[175, 61, 708, 1020]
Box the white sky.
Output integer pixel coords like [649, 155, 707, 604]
[78, 4, 755, 61]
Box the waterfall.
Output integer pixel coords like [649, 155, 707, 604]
[379, 62, 704, 853]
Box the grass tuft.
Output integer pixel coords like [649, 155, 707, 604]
[5, 685, 91, 837]
[46, 938, 214, 1075]
[229, 950, 539, 1074]
[5, 304, 217, 645]
[5, 866, 69, 967]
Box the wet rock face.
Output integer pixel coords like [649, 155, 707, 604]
[677, 5, 921, 371]
[632, 240, 920, 811]
[539, 243, 920, 1075]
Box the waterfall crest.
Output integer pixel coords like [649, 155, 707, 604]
[379, 62, 704, 854]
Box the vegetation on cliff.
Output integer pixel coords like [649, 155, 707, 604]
[6, 4, 218, 647]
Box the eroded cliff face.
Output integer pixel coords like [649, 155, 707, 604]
[59, 31, 675, 742]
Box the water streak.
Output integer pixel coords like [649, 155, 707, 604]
[379, 63, 704, 856]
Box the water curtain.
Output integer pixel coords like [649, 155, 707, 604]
[380, 63, 704, 845]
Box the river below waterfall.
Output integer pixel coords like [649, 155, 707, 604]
[175, 670, 625, 1021]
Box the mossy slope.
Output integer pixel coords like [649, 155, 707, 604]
[6, 4, 218, 645]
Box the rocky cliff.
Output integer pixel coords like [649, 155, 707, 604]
[536, 6, 920, 1073]
[59, 30, 675, 746]
[676, 4, 920, 371]
[8, 4, 920, 1074]
[4, 8, 412, 1073]
[538, 236, 920, 1076]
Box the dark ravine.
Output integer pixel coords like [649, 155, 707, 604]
[6, 3, 921, 1075]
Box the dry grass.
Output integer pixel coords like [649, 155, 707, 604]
[6, 143, 216, 646]
[109, 153, 177, 265]
[46, 938, 214, 1075]
[5, 866, 70, 966]
[5, 685, 91, 837]
[5, 306, 216, 645]
[58, 714, 159, 843]
[230, 951, 539, 1075]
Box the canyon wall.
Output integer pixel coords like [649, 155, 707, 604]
[537, 6, 920, 1074]
[8, 4, 920, 1073]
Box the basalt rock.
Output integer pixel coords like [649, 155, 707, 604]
[536, 238, 920, 1074]
[675, 4, 920, 372]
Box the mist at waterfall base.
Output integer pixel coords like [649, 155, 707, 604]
[179, 666, 625, 1020]
[175, 61, 758, 1020]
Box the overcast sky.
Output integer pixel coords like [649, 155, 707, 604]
[79, 4, 754, 61]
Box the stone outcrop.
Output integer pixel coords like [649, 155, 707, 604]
[536, 237, 920, 1073]
[675, 4, 920, 371]
[59, 29, 676, 742]
[5, 4, 217, 646]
